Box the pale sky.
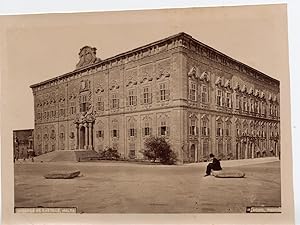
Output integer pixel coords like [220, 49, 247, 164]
[2, 4, 289, 130]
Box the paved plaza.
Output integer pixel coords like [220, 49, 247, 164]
[14, 158, 281, 213]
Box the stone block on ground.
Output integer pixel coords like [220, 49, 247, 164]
[211, 170, 245, 178]
[44, 170, 80, 179]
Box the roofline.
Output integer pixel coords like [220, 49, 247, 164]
[30, 32, 278, 88]
[183, 34, 279, 85]
[13, 129, 34, 132]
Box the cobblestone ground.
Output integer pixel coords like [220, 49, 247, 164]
[14, 160, 280, 213]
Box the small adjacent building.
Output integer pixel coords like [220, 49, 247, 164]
[30, 32, 280, 163]
[13, 129, 34, 160]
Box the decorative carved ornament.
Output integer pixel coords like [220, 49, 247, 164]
[188, 67, 210, 82]
[76, 46, 101, 69]
[74, 105, 95, 124]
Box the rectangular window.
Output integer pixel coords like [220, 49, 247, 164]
[112, 94, 119, 109]
[59, 133, 65, 139]
[70, 106, 76, 114]
[249, 99, 253, 112]
[143, 87, 150, 104]
[129, 90, 134, 106]
[202, 121, 209, 136]
[217, 123, 222, 136]
[243, 97, 247, 111]
[160, 121, 167, 135]
[189, 82, 197, 101]
[128, 90, 137, 106]
[217, 90, 222, 106]
[144, 127, 150, 136]
[160, 83, 166, 101]
[80, 95, 87, 112]
[236, 95, 240, 109]
[189, 120, 197, 135]
[144, 122, 151, 136]
[225, 123, 230, 136]
[226, 92, 231, 108]
[129, 128, 135, 137]
[96, 130, 104, 138]
[96, 97, 104, 111]
[112, 129, 118, 137]
[201, 85, 208, 103]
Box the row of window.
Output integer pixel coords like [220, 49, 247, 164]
[96, 123, 170, 139]
[188, 83, 279, 117]
[189, 83, 209, 103]
[189, 121, 279, 138]
[79, 83, 170, 112]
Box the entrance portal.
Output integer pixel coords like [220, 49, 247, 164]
[80, 126, 85, 149]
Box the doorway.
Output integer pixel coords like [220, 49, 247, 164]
[236, 143, 239, 160]
[80, 126, 85, 149]
[190, 144, 196, 162]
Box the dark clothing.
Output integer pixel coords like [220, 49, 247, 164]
[206, 158, 222, 175]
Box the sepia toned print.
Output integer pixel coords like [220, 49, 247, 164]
[1, 3, 294, 224]
[14, 31, 281, 213]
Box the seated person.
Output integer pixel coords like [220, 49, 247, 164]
[204, 153, 222, 177]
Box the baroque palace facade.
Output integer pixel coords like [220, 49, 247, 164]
[30, 32, 280, 163]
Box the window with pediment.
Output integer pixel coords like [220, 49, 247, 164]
[111, 93, 119, 109]
[70, 101, 76, 115]
[242, 96, 248, 111]
[225, 122, 231, 136]
[128, 118, 137, 138]
[111, 120, 119, 138]
[216, 89, 222, 106]
[189, 81, 197, 101]
[236, 121, 241, 137]
[158, 82, 170, 102]
[189, 118, 198, 136]
[157, 114, 170, 136]
[250, 98, 254, 112]
[201, 84, 209, 103]
[201, 116, 210, 136]
[142, 117, 152, 137]
[142, 86, 152, 104]
[236, 94, 241, 109]
[225, 92, 232, 108]
[217, 121, 223, 137]
[96, 121, 104, 139]
[128, 89, 137, 106]
[96, 96, 104, 111]
[79, 95, 88, 112]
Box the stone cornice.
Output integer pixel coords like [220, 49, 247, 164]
[30, 32, 279, 92]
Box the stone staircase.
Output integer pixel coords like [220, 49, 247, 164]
[34, 150, 99, 162]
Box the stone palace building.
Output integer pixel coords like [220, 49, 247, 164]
[30, 32, 280, 163]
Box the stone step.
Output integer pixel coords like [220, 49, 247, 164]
[34, 150, 99, 162]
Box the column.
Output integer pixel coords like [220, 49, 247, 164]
[244, 141, 248, 159]
[78, 124, 81, 150]
[195, 145, 198, 162]
[88, 123, 92, 150]
[76, 124, 79, 149]
[251, 143, 255, 158]
[85, 123, 88, 150]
